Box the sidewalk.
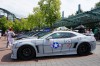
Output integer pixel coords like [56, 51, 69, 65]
[0, 36, 11, 64]
[0, 36, 16, 49]
[0, 36, 8, 50]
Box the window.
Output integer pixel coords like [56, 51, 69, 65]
[49, 32, 76, 39]
[50, 33, 61, 39]
[69, 33, 76, 37]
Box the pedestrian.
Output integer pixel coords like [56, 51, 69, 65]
[94, 27, 98, 40]
[85, 29, 94, 36]
[89, 29, 94, 36]
[6, 28, 15, 48]
[85, 28, 90, 36]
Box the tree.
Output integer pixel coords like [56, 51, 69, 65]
[0, 16, 8, 34]
[28, 7, 45, 30]
[8, 18, 31, 32]
[13, 19, 22, 32]
[1, 17, 32, 33]
[20, 18, 31, 30]
[28, 14, 35, 30]
[5, 21, 14, 29]
[38, 0, 61, 28]
[95, 2, 100, 8]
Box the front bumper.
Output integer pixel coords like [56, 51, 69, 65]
[90, 41, 96, 51]
[11, 47, 18, 59]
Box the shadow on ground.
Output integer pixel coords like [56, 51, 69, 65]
[1, 52, 93, 63]
[34, 53, 93, 62]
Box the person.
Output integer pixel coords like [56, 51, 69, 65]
[94, 28, 99, 40]
[6, 28, 15, 48]
[85, 29, 90, 35]
[78, 28, 85, 33]
[85, 29, 94, 36]
[89, 29, 94, 36]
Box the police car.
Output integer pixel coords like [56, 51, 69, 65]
[11, 31, 96, 60]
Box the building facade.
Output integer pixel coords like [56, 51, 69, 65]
[0, 8, 16, 21]
[53, 4, 100, 30]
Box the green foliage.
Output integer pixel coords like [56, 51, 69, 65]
[28, 7, 46, 29]
[0, 16, 8, 33]
[20, 18, 31, 30]
[28, 14, 35, 29]
[28, 0, 61, 29]
[0, 0, 61, 33]
[5, 20, 14, 29]
[13, 19, 22, 32]
[95, 2, 100, 8]
[38, 0, 61, 27]
[13, 18, 31, 32]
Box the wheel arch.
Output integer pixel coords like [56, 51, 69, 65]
[76, 42, 91, 55]
[17, 44, 37, 58]
[76, 42, 91, 50]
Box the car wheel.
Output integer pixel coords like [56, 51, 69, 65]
[17, 45, 36, 60]
[77, 43, 91, 56]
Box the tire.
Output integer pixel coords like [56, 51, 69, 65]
[77, 43, 91, 56]
[17, 45, 36, 60]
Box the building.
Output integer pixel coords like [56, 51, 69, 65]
[0, 8, 16, 21]
[53, 4, 100, 29]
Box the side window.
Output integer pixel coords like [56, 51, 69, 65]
[48, 32, 76, 39]
[50, 33, 61, 39]
[61, 33, 70, 38]
[59, 32, 76, 38]
[69, 33, 76, 37]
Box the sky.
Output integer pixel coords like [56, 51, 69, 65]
[0, 0, 100, 18]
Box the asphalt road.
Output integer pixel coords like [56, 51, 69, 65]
[0, 37, 100, 66]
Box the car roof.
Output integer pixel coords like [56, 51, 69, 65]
[53, 31, 76, 33]
[52, 30, 85, 36]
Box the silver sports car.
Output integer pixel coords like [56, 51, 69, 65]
[11, 31, 96, 60]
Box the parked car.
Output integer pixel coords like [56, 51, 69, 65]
[11, 31, 96, 60]
[15, 31, 36, 40]
[16, 31, 50, 40]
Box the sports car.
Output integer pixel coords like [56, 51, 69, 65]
[11, 31, 96, 60]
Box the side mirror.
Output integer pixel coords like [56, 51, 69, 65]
[46, 36, 52, 40]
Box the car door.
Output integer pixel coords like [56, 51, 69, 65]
[43, 38, 54, 53]
[57, 32, 77, 53]
[43, 32, 65, 54]
[58, 32, 72, 52]
[64, 32, 77, 53]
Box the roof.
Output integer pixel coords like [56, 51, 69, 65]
[52, 30, 85, 36]
[53, 7, 100, 28]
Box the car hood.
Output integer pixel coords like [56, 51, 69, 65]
[14, 37, 38, 44]
[22, 36, 38, 39]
